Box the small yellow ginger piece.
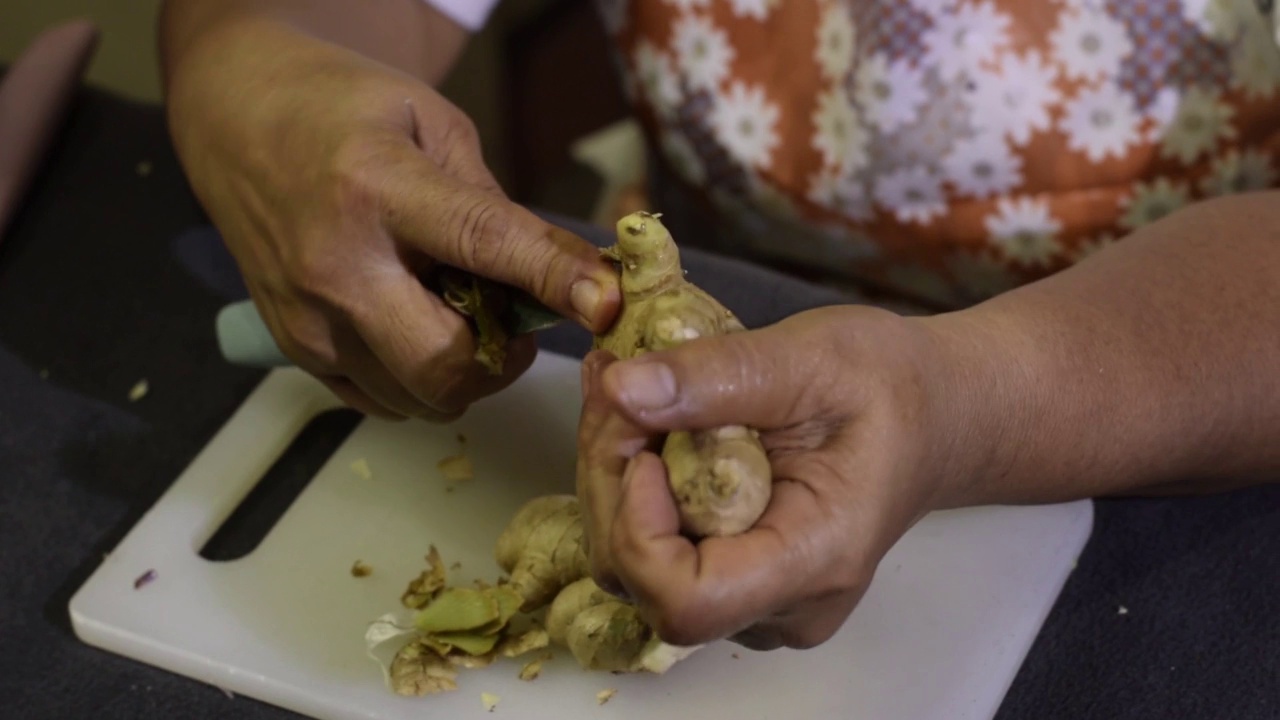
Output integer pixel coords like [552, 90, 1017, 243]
[596, 689, 617, 705]
[349, 458, 373, 481]
[390, 641, 458, 696]
[401, 546, 447, 609]
[434, 631, 501, 656]
[481, 692, 500, 712]
[415, 587, 500, 633]
[350, 560, 372, 578]
[449, 652, 497, 669]
[128, 379, 149, 402]
[437, 453, 474, 483]
[518, 653, 552, 681]
[497, 628, 550, 658]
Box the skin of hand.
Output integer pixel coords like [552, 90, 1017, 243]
[161, 11, 620, 420]
[576, 306, 965, 650]
[577, 191, 1280, 651]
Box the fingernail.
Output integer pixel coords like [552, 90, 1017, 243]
[570, 279, 603, 323]
[615, 362, 677, 411]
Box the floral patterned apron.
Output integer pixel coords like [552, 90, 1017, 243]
[594, 0, 1280, 306]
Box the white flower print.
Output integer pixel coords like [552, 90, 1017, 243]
[1158, 86, 1236, 165]
[662, 0, 710, 10]
[855, 53, 928, 133]
[1119, 178, 1190, 230]
[1071, 233, 1117, 262]
[908, 0, 958, 14]
[1199, 149, 1277, 196]
[945, 251, 1020, 300]
[811, 85, 870, 172]
[1144, 87, 1182, 143]
[728, 0, 778, 21]
[874, 166, 947, 225]
[1059, 82, 1141, 162]
[967, 50, 1062, 147]
[672, 14, 736, 91]
[1231, 23, 1280, 100]
[984, 197, 1063, 267]
[659, 129, 707, 186]
[710, 81, 781, 169]
[878, 78, 974, 169]
[942, 132, 1024, 199]
[1050, 6, 1134, 82]
[921, 1, 1012, 81]
[807, 166, 873, 222]
[634, 41, 682, 118]
[815, 3, 856, 80]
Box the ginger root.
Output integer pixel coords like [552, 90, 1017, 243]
[494, 495, 591, 611]
[594, 211, 772, 537]
[496, 499, 702, 675]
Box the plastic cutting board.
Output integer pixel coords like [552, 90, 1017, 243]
[70, 351, 1093, 720]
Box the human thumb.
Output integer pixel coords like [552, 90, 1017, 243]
[598, 326, 821, 432]
[385, 152, 620, 331]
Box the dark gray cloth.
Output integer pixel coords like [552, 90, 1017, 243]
[0, 85, 1276, 720]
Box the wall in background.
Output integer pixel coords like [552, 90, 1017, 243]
[1, 0, 164, 101]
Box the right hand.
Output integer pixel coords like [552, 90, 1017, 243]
[166, 18, 620, 419]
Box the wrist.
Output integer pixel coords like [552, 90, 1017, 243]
[907, 308, 1045, 511]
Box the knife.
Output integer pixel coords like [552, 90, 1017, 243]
[216, 277, 566, 368]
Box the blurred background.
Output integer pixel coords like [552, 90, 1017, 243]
[1, 0, 640, 221]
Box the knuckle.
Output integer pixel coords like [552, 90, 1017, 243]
[328, 136, 388, 217]
[276, 309, 339, 368]
[438, 111, 481, 152]
[446, 197, 515, 271]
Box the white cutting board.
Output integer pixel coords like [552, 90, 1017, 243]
[70, 352, 1092, 720]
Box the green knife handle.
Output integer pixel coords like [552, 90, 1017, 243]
[215, 288, 565, 368]
[216, 300, 291, 368]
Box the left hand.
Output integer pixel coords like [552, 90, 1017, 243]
[576, 306, 988, 651]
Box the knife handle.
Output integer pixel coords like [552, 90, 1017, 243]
[216, 300, 292, 368]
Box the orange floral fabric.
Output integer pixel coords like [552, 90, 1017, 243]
[594, 0, 1280, 306]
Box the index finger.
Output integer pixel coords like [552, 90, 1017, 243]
[382, 148, 620, 332]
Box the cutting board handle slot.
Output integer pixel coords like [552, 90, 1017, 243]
[199, 408, 361, 561]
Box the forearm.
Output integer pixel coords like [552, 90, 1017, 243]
[159, 0, 469, 88]
[931, 191, 1280, 506]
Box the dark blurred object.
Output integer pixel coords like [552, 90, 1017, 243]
[0, 20, 99, 245]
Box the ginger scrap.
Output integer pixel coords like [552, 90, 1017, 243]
[518, 653, 552, 681]
[480, 692, 500, 712]
[415, 587, 501, 633]
[437, 453, 474, 483]
[450, 653, 497, 670]
[390, 641, 459, 696]
[497, 628, 550, 658]
[349, 458, 373, 481]
[596, 689, 617, 706]
[401, 546, 447, 609]
[351, 560, 372, 578]
[128, 379, 149, 402]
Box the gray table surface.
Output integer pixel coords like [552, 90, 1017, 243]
[1, 85, 1276, 720]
